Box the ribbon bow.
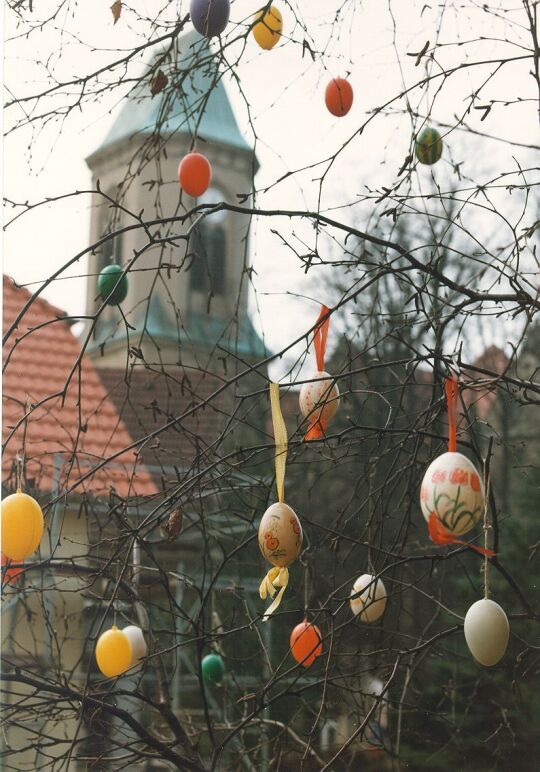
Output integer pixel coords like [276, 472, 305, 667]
[305, 304, 331, 441]
[428, 512, 495, 556]
[259, 566, 290, 621]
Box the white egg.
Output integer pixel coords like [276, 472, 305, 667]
[299, 371, 340, 425]
[123, 625, 148, 667]
[350, 574, 387, 623]
[464, 598, 509, 667]
[258, 502, 303, 568]
[420, 451, 484, 536]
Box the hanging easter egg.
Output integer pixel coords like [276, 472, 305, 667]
[299, 371, 340, 439]
[1, 490, 44, 562]
[420, 451, 484, 537]
[178, 151, 212, 198]
[201, 653, 225, 684]
[96, 626, 132, 678]
[98, 264, 128, 306]
[464, 598, 509, 667]
[122, 625, 148, 667]
[1, 553, 23, 584]
[325, 78, 354, 117]
[290, 620, 323, 667]
[415, 127, 443, 165]
[190, 0, 230, 38]
[252, 5, 283, 50]
[258, 502, 303, 568]
[350, 574, 387, 623]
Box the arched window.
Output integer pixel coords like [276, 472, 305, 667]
[97, 198, 123, 273]
[188, 223, 226, 295]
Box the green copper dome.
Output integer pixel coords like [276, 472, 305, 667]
[90, 30, 252, 158]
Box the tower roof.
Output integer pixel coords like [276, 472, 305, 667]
[89, 30, 252, 161]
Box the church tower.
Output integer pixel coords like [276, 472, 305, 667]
[82, 32, 266, 481]
[84, 30, 265, 372]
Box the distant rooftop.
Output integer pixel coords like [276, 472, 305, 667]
[88, 30, 252, 161]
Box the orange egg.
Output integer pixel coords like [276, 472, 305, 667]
[178, 151, 212, 197]
[325, 78, 353, 117]
[290, 620, 323, 667]
[258, 502, 302, 568]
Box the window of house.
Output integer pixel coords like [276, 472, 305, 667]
[188, 222, 226, 295]
[97, 200, 123, 273]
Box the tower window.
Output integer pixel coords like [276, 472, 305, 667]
[189, 223, 226, 295]
[98, 200, 123, 272]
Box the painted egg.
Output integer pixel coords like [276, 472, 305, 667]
[202, 653, 225, 684]
[190, 0, 230, 38]
[325, 78, 354, 117]
[464, 598, 509, 666]
[252, 5, 283, 50]
[258, 502, 302, 568]
[96, 626, 132, 678]
[420, 451, 484, 536]
[1, 490, 44, 562]
[415, 127, 443, 165]
[123, 625, 148, 667]
[350, 574, 387, 623]
[299, 371, 340, 424]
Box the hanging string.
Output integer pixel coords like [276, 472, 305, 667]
[260, 383, 290, 621]
[269, 382, 287, 503]
[483, 461, 492, 598]
[313, 304, 330, 373]
[16, 455, 23, 493]
[445, 374, 458, 452]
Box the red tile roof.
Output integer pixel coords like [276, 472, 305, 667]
[2, 276, 157, 498]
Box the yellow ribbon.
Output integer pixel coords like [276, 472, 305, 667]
[269, 382, 287, 503]
[259, 566, 289, 622]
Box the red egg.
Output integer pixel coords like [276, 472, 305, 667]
[325, 78, 353, 117]
[290, 620, 323, 667]
[1, 553, 23, 584]
[178, 152, 212, 197]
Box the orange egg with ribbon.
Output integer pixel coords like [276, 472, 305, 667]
[178, 151, 212, 197]
[290, 620, 323, 667]
[300, 305, 339, 440]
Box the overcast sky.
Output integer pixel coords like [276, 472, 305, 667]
[3, 1, 538, 377]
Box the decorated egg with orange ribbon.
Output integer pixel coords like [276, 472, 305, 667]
[290, 620, 323, 667]
[258, 502, 302, 568]
[420, 451, 484, 537]
[299, 371, 340, 439]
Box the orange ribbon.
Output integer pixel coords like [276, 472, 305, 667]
[305, 305, 331, 441]
[428, 512, 495, 556]
[445, 375, 458, 452]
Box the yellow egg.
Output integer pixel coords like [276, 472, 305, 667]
[258, 502, 302, 567]
[350, 574, 387, 623]
[464, 599, 509, 666]
[1, 490, 45, 562]
[96, 626, 132, 678]
[420, 451, 484, 536]
[299, 371, 340, 424]
[252, 5, 283, 50]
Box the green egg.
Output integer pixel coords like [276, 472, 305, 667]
[97, 264, 128, 305]
[201, 653, 225, 685]
[415, 127, 443, 165]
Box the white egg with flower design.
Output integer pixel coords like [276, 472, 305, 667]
[258, 502, 303, 568]
[299, 372, 339, 428]
[420, 451, 484, 536]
